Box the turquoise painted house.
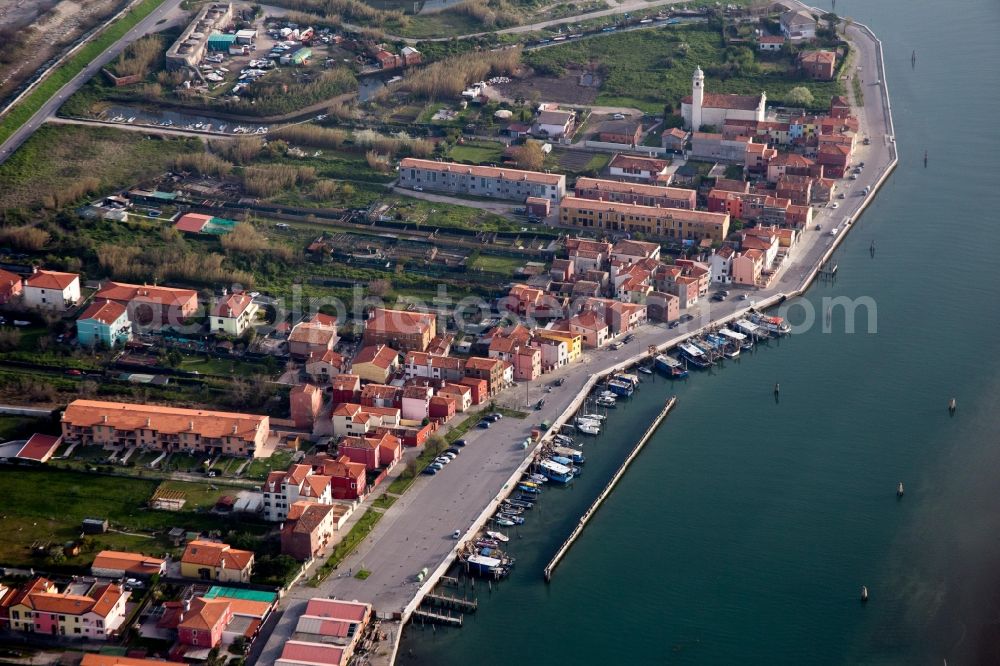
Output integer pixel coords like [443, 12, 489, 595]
[77, 300, 131, 348]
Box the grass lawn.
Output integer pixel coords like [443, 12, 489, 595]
[448, 141, 506, 165]
[0, 467, 263, 569]
[0, 415, 50, 441]
[154, 479, 231, 510]
[243, 449, 294, 480]
[0, 124, 201, 210]
[371, 494, 397, 510]
[178, 356, 271, 378]
[0, 0, 169, 145]
[470, 254, 527, 274]
[526, 24, 843, 114]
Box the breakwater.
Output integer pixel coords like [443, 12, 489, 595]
[544, 395, 677, 582]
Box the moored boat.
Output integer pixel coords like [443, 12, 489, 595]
[577, 422, 601, 436]
[486, 530, 509, 542]
[538, 458, 574, 483]
[553, 445, 585, 463]
[678, 342, 711, 368]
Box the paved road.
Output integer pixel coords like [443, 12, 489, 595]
[0, 0, 187, 166]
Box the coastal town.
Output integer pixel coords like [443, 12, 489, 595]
[0, 0, 896, 663]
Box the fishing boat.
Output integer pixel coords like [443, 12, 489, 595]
[614, 373, 640, 387]
[525, 473, 548, 484]
[493, 516, 515, 527]
[554, 434, 576, 445]
[486, 530, 509, 542]
[549, 455, 578, 469]
[724, 347, 740, 359]
[476, 539, 500, 549]
[504, 499, 533, 512]
[595, 396, 617, 408]
[511, 495, 536, 506]
[598, 390, 617, 399]
[538, 458, 574, 483]
[607, 380, 634, 397]
[466, 553, 506, 577]
[749, 312, 791, 336]
[654, 353, 689, 378]
[577, 422, 601, 436]
[500, 504, 524, 515]
[553, 446, 585, 463]
[733, 318, 764, 340]
[678, 342, 711, 368]
[580, 413, 606, 421]
[576, 418, 601, 430]
[498, 513, 525, 525]
[638, 365, 653, 375]
[517, 484, 542, 494]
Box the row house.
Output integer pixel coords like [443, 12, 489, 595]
[262, 463, 332, 522]
[429, 395, 456, 422]
[646, 291, 680, 323]
[611, 239, 662, 265]
[362, 307, 436, 353]
[612, 261, 654, 303]
[305, 349, 348, 383]
[502, 283, 564, 320]
[579, 297, 648, 335]
[23, 269, 80, 310]
[732, 249, 766, 286]
[565, 238, 613, 272]
[338, 432, 402, 471]
[723, 119, 791, 145]
[767, 153, 817, 182]
[464, 357, 508, 397]
[607, 154, 671, 183]
[566, 310, 609, 348]
[776, 174, 813, 206]
[352, 344, 400, 384]
[330, 374, 361, 405]
[290, 383, 323, 430]
[708, 245, 736, 284]
[94, 281, 198, 329]
[404, 351, 466, 382]
[360, 384, 403, 410]
[817, 143, 852, 178]
[331, 403, 400, 438]
[60, 400, 268, 457]
[550, 258, 574, 282]
[457, 377, 488, 405]
[397, 158, 566, 203]
[532, 334, 569, 373]
[513, 345, 541, 381]
[401, 385, 433, 421]
[654, 260, 711, 309]
[309, 453, 367, 501]
[745, 141, 778, 175]
[7, 578, 127, 640]
[560, 197, 731, 244]
[574, 178, 696, 210]
[438, 383, 472, 412]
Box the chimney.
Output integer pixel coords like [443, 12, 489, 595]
[146, 417, 151, 427]
[102, 415, 108, 423]
[189, 420, 195, 431]
[232, 424, 238, 434]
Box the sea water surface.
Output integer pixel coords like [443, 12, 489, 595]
[400, 1, 1000, 663]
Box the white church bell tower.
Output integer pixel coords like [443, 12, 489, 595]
[691, 66, 705, 132]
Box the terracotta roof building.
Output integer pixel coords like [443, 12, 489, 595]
[560, 196, 730, 243]
[289, 318, 340, 359]
[574, 177, 696, 210]
[22, 269, 80, 310]
[281, 501, 337, 561]
[8, 577, 128, 640]
[180, 540, 254, 583]
[60, 399, 269, 457]
[91, 550, 166, 578]
[398, 158, 566, 202]
[362, 308, 436, 353]
[352, 344, 400, 384]
[94, 281, 198, 329]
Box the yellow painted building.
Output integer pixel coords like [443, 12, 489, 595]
[536, 330, 583, 363]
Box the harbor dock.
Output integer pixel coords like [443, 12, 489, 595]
[544, 396, 678, 582]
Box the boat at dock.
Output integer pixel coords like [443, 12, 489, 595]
[678, 342, 711, 368]
[465, 553, 510, 578]
[580, 413, 606, 421]
[577, 422, 601, 436]
[517, 484, 542, 494]
[749, 313, 791, 336]
[538, 459, 574, 483]
[595, 396, 617, 408]
[733, 318, 765, 339]
[638, 365, 653, 375]
[719, 327, 750, 351]
[486, 530, 509, 542]
[553, 445, 585, 463]
[497, 513, 525, 525]
[614, 373, 641, 387]
[607, 380, 634, 397]
[654, 354, 689, 378]
[492, 516, 516, 527]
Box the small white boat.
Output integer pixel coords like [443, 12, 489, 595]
[861, 586, 869, 603]
[897, 482, 904, 497]
[580, 413, 606, 422]
[724, 348, 740, 359]
[638, 366, 653, 375]
[486, 530, 509, 543]
[578, 423, 600, 436]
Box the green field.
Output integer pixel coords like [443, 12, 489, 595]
[525, 24, 844, 113]
[448, 141, 506, 165]
[0, 467, 265, 569]
[0, 0, 168, 145]
[470, 254, 527, 274]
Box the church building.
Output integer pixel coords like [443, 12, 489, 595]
[681, 67, 766, 132]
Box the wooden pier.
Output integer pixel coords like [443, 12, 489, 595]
[423, 593, 478, 613]
[412, 609, 463, 627]
[543, 396, 678, 582]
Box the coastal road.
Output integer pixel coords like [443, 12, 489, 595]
[252, 20, 895, 664]
[0, 0, 187, 166]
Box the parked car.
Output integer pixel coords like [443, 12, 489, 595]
[452, 529, 461, 539]
[535, 399, 545, 410]
[478, 421, 491, 429]
[487, 413, 503, 422]
[453, 439, 468, 447]
[623, 334, 635, 343]
[422, 467, 438, 475]
[680, 314, 694, 322]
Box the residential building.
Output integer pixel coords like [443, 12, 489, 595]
[512, 345, 542, 381]
[799, 50, 837, 80]
[568, 310, 609, 348]
[662, 127, 689, 152]
[404, 352, 466, 382]
[607, 154, 671, 183]
[290, 384, 324, 431]
[400, 385, 433, 421]
[277, 640, 348, 666]
[263, 463, 333, 522]
[574, 178, 696, 210]
[597, 119, 641, 145]
[398, 158, 566, 203]
[612, 239, 662, 265]
[289, 598, 372, 664]
[281, 501, 337, 561]
[311, 454, 367, 501]
[61, 400, 269, 457]
[758, 34, 785, 51]
[817, 143, 852, 178]
[7, 578, 127, 640]
[682, 67, 766, 132]
[779, 8, 816, 41]
[76, 300, 131, 348]
[352, 344, 400, 384]
[732, 249, 765, 285]
[438, 383, 472, 412]
[502, 283, 564, 320]
[458, 377, 487, 405]
[91, 551, 166, 579]
[211, 291, 258, 337]
[708, 245, 736, 283]
[646, 291, 680, 322]
[331, 403, 400, 439]
[360, 384, 402, 410]
[362, 308, 436, 353]
[550, 258, 574, 281]
[330, 374, 361, 405]
[566, 238, 613, 272]
[12, 433, 61, 463]
[338, 432, 402, 471]
[306, 350, 348, 383]
[767, 153, 816, 182]
[464, 356, 507, 397]
[93, 281, 198, 329]
[180, 540, 254, 583]
[178, 597, 233, 648]
[22, 270, 80, 309]
[429, 395, 456, 421]
[776, 174, 814, 205]
[560, 196, 730, 243]
[0, 268, 23, 304]
[690, 132, 750, 162]
[535, 109, 576, 138]
[535, 329, 582, 363]
[289, 319, 340, 359]
[532, 334, 568, 372]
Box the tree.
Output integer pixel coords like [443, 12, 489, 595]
[367, 279, 391, 298]
[511, 141, 545, 171]
[787, 86, 814, 107]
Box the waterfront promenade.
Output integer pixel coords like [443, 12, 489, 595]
[250, 14, 896, 665]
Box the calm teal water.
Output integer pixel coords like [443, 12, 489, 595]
[401, 1, 1000, 663]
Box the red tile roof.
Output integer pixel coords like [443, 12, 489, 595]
[682, 92, 763, 110]
[212, 292, 254, 318]
[95, 281, 197, 307]
[354, 344, 398, 370]
[15, 433, 61, 461]
[175, 213, 212, 233]
[79, 300, 127, 325]
[25, 269, 78, 290]
[180, 540, 254, 571]
[400, 158, 564, 186]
